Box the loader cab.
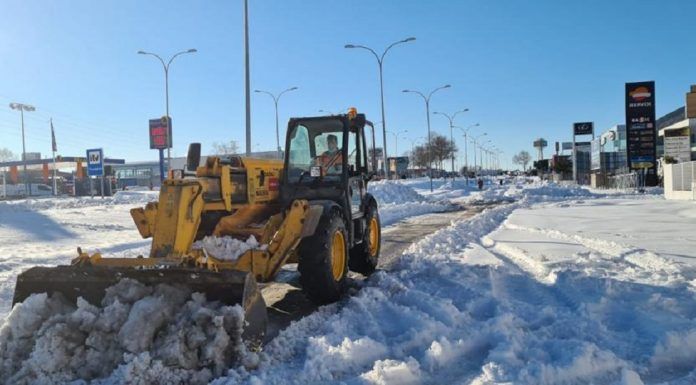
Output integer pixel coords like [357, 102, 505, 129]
[281, 112, 371, 213]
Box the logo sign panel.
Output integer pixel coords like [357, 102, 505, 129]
[149, 116, 172, 150]
[561, 142, 573, 150]
[86, 148, 104, 176]
[573, 122, 594, 136]
[625, 81, 656, 173]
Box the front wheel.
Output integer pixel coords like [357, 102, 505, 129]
[349, 204, 381, 275]
[298, 210, 348, 304]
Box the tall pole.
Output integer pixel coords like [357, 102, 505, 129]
[244, 0, 251, 156]
[255, 87, 298, 159]
[345, 37, 416, 178]
[51, 118, 57, 195]
[20, 109, 28, 196]
[164, 65, 170, 174]
[10, 103, 35, 196]
[434, 109, 468, 179]
[403, 85, 451, 191]
[138, 48, 196, 181]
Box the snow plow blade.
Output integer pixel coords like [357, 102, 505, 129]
[12, 265, 267, 342]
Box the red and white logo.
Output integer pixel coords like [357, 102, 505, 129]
[630, 86, 651, 101]
[268, 177, 279, 191]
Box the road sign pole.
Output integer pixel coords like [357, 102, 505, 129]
[158, 149, 165, 183]
[100, 175, 105, 199]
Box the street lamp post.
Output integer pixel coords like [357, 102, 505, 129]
[456, 123, 479, 183]
[471, 133, 487, 178]
[481, 140, 492, 176]
[403, 85, 451, 191]
[433, 109, 469, 179]
[255, 87, 298, 158]
[386, 129, 408, 158]
[345, 37, 416, 178]
[138, 48, 197, 181]
[9, 102, 35, 196]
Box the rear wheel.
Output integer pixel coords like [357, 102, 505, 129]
[298, 210, 348, 304]
[349, 204, 380, 275]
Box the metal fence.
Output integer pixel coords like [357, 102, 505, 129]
[607, 172, 638, 190]
[671, 161, 695, 191]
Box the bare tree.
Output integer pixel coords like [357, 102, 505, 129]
[410, 145, 430, 169]
[429, 134, 457, 171]
[0, 148, 15, 162]
[512, 150, 531, 171]
[211, 140, 239, 155]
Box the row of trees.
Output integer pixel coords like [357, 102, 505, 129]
[409, 134, 457, 171]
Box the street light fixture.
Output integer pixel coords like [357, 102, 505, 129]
[455, 123, 479, 182]
[345, 37, 416, 178]
[402, 84, 451, 191]
[255, 86, 299, 158]
[386, 129, 408, 158]
[9, 102, 36, 196]
[138, 48, 197, 181]
[471, 132, 487, 178]
[433, 109, 469, 178]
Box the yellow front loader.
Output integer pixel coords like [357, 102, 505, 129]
[13, 111, 383, 342]
[13, 155, 324, 342]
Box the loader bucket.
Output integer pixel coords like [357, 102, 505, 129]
[12, 265, 267, 342]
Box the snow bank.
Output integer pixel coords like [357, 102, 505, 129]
[193, 235, 264, 261]
[0, 190, 159, 212]
[210, 189, 696, 384]
[0, 279, 256, 384]
[367, 180, 454, 226]
[367, 180, 425, 204]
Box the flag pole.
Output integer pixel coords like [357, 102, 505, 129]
[51, 118, 57, 196]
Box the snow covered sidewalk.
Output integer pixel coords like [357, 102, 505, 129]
[213, 187, 696, 385]
[2, 181, 695, 384]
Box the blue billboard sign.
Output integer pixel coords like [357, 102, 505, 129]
[86, 148, 104, 176]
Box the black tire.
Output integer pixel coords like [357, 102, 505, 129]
[349, 204, 381, 275]
[298, 210, 349, 304]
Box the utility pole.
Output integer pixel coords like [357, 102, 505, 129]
[403, 85, 451, 191]
[9, 102, 35, 197]
[345, 37, 416, 178]
[255, 87, 299, 159]
[433, 109, 469, 179]
[244, 0, 251, 156]
[138, 48, 197, 181]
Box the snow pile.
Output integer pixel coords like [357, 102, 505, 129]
[193, 235, 263, 261]
[0, 279, 256, 384]
[0, 190, 158, 212]
[367, 180, 425, 204]
[211, 195, 696, 384]
[367, 180, 454, 226]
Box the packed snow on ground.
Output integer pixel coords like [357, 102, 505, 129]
[2, 180, 695, 384]
[208, 184, 696, 385]
[193, 235, 264, 261]
[367, 179, 454, 226]
[0, 192, 159, 317]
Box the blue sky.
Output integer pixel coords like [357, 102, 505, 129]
[1, 0, 695, 169]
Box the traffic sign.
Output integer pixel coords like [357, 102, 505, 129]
[86, 148, 104, 176]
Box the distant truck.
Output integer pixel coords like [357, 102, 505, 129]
[388, 156, 409, 179]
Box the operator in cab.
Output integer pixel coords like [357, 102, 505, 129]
[316, 134, 343, 173]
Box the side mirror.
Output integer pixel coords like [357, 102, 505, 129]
[186, 143, 201, 172]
